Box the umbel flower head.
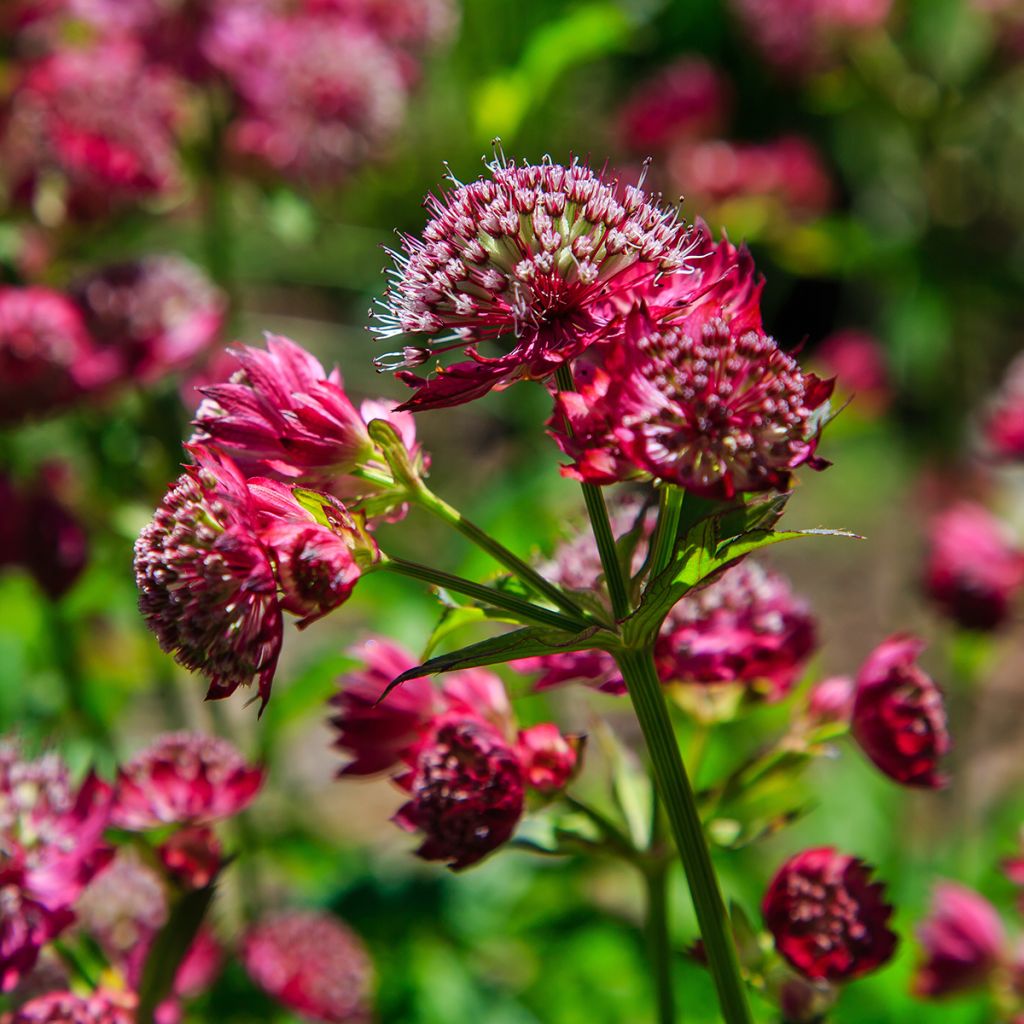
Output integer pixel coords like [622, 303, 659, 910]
[762, 847, 897, 983]
[913, 882, 1005, 998]
[850, 634, 950, 789]
[7, 989, 137, 1024]
[111, 731, 263, 831]
[550, 305, 832, 497]
[374, 153, 700, 410]
[242, 910, 374, 1024]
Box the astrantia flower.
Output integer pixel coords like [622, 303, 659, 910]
[394, 714, 525, 870]
[851, 634, 949, 788]
[515, 724, 581, 793]
[7, 989, 137, 1023]
[374, 155, 700, 410]
[112, 731, 263, 830]
[814, 329, 890, 417]
[242, 911, 373, 1024]
[73, 255, 226, 386]
[984, 354, 1024, 462]
[1, 41, 182, 219]
[0, 287, 99, 425]
[551, 305, 832, 497]
[925, 502, 1024, 631]
[204, 6, 406, 185]
[158, 825, 223, 890]
[805, 676, 855, 726]
[913, 882, 1005, 998]
[305, 0, 457, 52]
[763, 847, 897, 982]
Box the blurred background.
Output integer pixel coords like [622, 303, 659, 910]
[2, 0, 1024, 1020]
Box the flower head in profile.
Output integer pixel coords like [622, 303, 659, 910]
[763, 847, 897, 982]
[515, 724, 582, 793]
[925, 502, 1024, 631]
[913, 882, 1005, 998]
[850, 635, 949, 788]
[111, 731, 263, 831]
[374, 154, 699, 410]
[242, 910, 373, 1024]
[1, 40, 182, 219]
[7, 989, 137, 1023]
[551, 305, 832, 497]
[985, 354, 1024, 462]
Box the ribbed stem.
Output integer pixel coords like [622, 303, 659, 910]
[380, 557, 589, 632]
[643, 859, 676, 1024]
[648, 486, 684, 581]
[617, 648, 752, 1024]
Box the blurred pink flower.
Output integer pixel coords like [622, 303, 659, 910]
[304, 0, 457, 52]
[925, 502, 1024, 631]
[6, 989, 136, 1023]
[515, 724, 582, 793]
[984, 354, 1024, 462]
[805, 675, 855, 726]
[814, 329, 891, 416]
[242, 911, 373, 1024]
[851, 634, 949, 788]
[112, 731, 263, 830]
[618, 57, 732, 152]
[913, 882, 1005, 998]
[763, 847, 897, 982]
[158, 826, 223, 889]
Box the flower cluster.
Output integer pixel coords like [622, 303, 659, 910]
[331, 638, 580, 869]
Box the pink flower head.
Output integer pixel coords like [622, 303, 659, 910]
[394, 713, 525, 870]
[1, 40, 182, 219]
[618, 58, 732, 152]
[204, 6, 407, 185]
[814, 329, 890, 416]
[374, 155, 700, 410]
[763, 847, 897, 982]
[913, 882, 1005, 998]
[305, 0, 457, 52]
[806, 675, 855, 726]
[158, 825, 223, 890]
[0, 286, 99, 425]
[656, 561, 817, 698]
[851, 634, 949, 788]
[134, 445, 285, 710]
[0, 742, 113, 991]
[515, 724, 582, 793]
[112, 731, 263, 830]
[925, 502, 1024, 631]
[7, 989, 137, 1023]
[242, 910, 373, 1024]
[984, 354, 1024, 462]
[551, 304, 832, 497]
[72, 255, 226, 386]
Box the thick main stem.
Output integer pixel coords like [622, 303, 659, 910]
[618, 648, 752, 1024]
[643, 860, 676, 1024]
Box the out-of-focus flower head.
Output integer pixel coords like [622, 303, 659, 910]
[1, 40, 182, 220]
[0, 287, 100, 426]
[6, 989, 137, 1023]
[157, 825, 223, 890]
[72, 255, 226, 387]
[304, 0, 458, 54]
[851, 634, 949, 788]
[374, 154, 700, 410]
[242, 910, 373, 1024]
[813, 329, 891, 417]
[805, 675, 855, 726]
[112, 731, 263, 830]
[762, 846, 897, 982]
[550, 304, 833, 497]
[618, 57, 732, 153]
[984, 354, 1024, 462]
[667, 136, 833, 223]
[193, 334, 425, 519]
[515, 724, 581, 793]
[0, 742, 113, 991]
[913, 881, 1005, 998]
[776, 974, 836, 1023]
[656, 560, 817, 699]
[924, 502, 1024, 631]
[204, 6, 407, 185]
[730, 0, 893, 75]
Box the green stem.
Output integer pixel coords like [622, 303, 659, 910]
[617, 648, 752, 1024]
[643, 859, 676, 1024]
[380, 557, 590, 632]
[648, 486, 684, 581]
[412, 483, 589, 620]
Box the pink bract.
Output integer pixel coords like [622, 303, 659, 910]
[111, 731, 263, 830]
[516, 724, 582, 793]
[762, 847, 897, 982]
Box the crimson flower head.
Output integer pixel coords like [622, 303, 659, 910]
[814, 329, 890, 417]
[552, 304, 832, 497]
[0, 286, 99, 425]
[374, 154, 699, 410]
[1, 40, 182, 219]
[763, 847, 897, 982]
[112, 731, 263, 830]
[72, 255, 226, 386]
[158, 825, 223, 890]
[925, 502, 1024, 631]
[7, 989, 136, 1024]
[913, 882, 1005, 998]
[985, 355, 1024, 461]
[851, 635, 949, 788]
[242, 910, 373, 1024]
[516, 724, 582, 793]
